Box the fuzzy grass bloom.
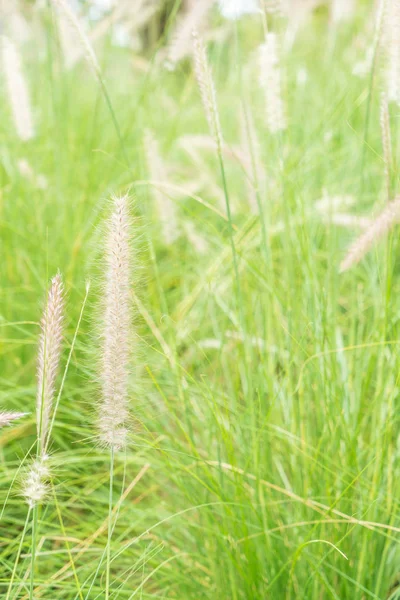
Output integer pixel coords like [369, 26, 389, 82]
[0, 412, 27, 427]
[52, 0, 100, 76]
[36, 273, 64, 452]
[166, 0, 215, 69]
[22, 273, 64, 508]
[340, 196, 400, 272]
[385, 0, 400, 105]
[98, 195, 133, 450]
[192, 30, 223, 150]
[23, 459, 50, 509]
[259, 33, 286, 133]
[1, 36, 35, 141]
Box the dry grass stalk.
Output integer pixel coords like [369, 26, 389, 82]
[192, 30, 223, 151]
[340, 196, 400, 272]
[98, 195, 133, 450]
[259, 33, 287, 133]
[144, 130, 179, 245]
[1, 36, 35, 141]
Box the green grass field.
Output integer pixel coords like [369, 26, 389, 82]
[1, 1, 400, 598]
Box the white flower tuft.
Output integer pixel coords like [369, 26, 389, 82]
[98, 195, 133, 451]
[51, 0, 100, 75]
[385, 0, 400, 105]
[0, 412, 28, 427]
[165, 0, 215, 69]
[192, 30, 223, 150]
[23, 459, 50, 508]
[259, 33, 287, 134]
[1, 36, 35, 141]
[36, 273, 64, 452]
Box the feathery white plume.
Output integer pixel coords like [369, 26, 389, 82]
[165, 0, 215, 69]
[36, 273, 64, 452]
[24, 273, 64, 507]
[0, 412, 27, 427]
[99, 195, 133, 450]
[385, 0, 400, 104]
[23, 459, 50, 508]
[1, 36, 35, 141]
[259, 33, 287, 133]
[192, 30, 223, 150]
[144, 130, 179, 245]
[51, 0, 100, 75]
[340, 196, 400, 272]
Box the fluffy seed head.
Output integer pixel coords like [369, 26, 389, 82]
[0, 412, 28, 427]
[51, 0, 100, 75]
[23, 459, 50, 508]
[259, 33, 287, 133]
[166, 0, 215, 69]
[192, 30, 223, 150]
[340, 196, 400, 272]
[1, 36, 35, 141]
[98, 195, 133, 450]
[385, 0, 400, 105]
[36, 273, 64, 452]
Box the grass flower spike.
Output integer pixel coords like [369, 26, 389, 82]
[23, 273, 64, 509]
[1, 36, 35, 141]
[385, 0, 400, 105]
[166, 0, 215, 69]
[99, 195, 133, 451]
[192, 30, 223, 151]
[36, 273, 64, 453]
[259, 33, 287, 134]
[0, 412, 27, 427]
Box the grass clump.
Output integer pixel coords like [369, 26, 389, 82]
[0, 1, 400, 599]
